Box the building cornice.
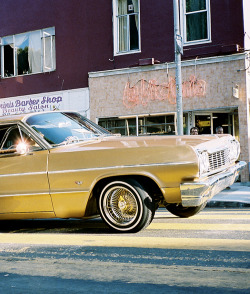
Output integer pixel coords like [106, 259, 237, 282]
[89, 53, 246, 78]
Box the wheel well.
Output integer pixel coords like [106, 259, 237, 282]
[92, 175, 163, 203]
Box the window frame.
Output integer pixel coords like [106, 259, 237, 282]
[43, 28, 56, 72]
[113, 0, 141, 56]
[0, 123, 43, 155]
[1, 27, 56, 79]
[181, 0, 211, 46]
[98, 113, 177, 136]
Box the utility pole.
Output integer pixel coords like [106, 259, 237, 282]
[173, 0, 183, 135]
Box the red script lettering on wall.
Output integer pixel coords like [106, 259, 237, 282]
[123, 76, 206, 109]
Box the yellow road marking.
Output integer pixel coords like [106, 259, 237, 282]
[157, 209, 250, 214]
[0, 233, 250, 251]
[200, 210, 250, 213]
[148, 223, 250, 231]
[155, 215, 250, 220]
[194, 215, 250, 219]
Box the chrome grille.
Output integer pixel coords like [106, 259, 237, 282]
[208, 148, 230, 171]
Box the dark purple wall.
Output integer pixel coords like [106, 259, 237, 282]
[183, 0, 244, 58]
[0, 0, 114, 98]
[0, 0, 245, 99]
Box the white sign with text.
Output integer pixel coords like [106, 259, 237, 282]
[0, 88, 90, 117]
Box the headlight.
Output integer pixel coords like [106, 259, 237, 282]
[199, 151, 210, 175]
[228, 140, 240, 162]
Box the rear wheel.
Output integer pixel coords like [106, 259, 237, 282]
[99, 178, 155, 233]
[165, 202, 207, 218]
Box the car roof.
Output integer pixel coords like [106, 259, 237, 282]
[0, 113, 28, 123]
[0, 111, 81, 124]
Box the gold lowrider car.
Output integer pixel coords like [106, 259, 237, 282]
[0, 111, 246, 232]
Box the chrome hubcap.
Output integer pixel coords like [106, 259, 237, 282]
[104, 186, 138, 226]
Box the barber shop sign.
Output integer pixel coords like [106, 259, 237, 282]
[0, 95, 62, 116]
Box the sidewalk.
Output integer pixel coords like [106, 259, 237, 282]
[207, 182, 250, 208]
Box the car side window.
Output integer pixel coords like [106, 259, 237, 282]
[0, 124, 42, 153]
[0, 126, 9, 148]
[2, 127, 20, 149]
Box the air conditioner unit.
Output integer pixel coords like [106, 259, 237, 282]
[139, 58, 155, 66]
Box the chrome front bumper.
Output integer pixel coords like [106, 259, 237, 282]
[180, 161, 247, 207]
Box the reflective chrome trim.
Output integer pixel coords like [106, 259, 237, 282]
[195, 136, 241, 177]
[48, 161, 195, 174]
[19, 121, 52, 150]
[0, 192, 49, 198]
[50, 190, 89, 195]
[0, 171, 47, 177]
[180, 161, 246, 207]
[0, 190, 89, 198]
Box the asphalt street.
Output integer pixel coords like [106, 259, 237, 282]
[0, 207, 250, 294]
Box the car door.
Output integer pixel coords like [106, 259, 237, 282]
[0, 123, 53, 214]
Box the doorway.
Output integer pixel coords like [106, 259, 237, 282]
[195, 114, 211, 134]
[194, 112, 234, 135]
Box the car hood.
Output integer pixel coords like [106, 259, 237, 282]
[50, 134, 234, 166]
[48, 134, 235, 180]
[56, 134, 231, 151]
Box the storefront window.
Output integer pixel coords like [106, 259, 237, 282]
[98, 117, 136, 136]
[183, 113, 188, 134]
[212, 113, 232, 134]
[98, 114, 176, 136]
[194, 113, 234, 135]
[139, 115, 175, 135]
[195, 114, 211, 134]
[234, 113, 239, 141]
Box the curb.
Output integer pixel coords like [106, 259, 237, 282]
[206, 182, 250, 208]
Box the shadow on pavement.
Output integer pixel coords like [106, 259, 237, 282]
[0, 218, 111, 234]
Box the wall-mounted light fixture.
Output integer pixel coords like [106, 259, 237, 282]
[233, 84, 239, 99]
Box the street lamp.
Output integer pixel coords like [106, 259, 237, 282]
[173, 0, 183, 135]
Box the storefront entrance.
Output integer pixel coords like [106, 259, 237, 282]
[194, 112, 235, 135]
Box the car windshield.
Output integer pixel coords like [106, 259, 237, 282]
[25, 112, 109, 146]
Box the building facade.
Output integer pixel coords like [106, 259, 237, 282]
[0, 0, 250, 180]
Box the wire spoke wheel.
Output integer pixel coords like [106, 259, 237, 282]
[105, 187, 138, 226]
[99, 179, 154, 233]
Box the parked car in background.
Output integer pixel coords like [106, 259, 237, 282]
[0, 111, 246, 232]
